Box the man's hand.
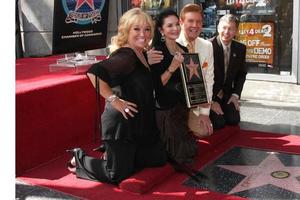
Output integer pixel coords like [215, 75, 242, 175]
[147, 48, 163, 65]
[227, 95, 240, 111]
[198, 115, 213, 135]
[211, 101, 224, 115]
[198, 102, 210, 108]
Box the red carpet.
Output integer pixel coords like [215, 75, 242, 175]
[16, 56, 300, 199]
[17, 130, 300, 200]
[16, 56, 105, 175]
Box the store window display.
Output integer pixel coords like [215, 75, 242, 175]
[195, 0, 293, 76]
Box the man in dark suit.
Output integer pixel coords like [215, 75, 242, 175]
[210, 14, 247, 130]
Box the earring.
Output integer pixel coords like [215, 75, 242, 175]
[161, 33, 165, 42]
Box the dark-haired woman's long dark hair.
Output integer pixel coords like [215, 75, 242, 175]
[151, 9, 179, 48]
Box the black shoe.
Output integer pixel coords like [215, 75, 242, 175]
[93, 144, 105, 152]
[66, 148, 81, 154]
[66, 148, 82, 174]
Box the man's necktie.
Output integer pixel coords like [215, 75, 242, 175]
[224, 46, 230, 80]
[187, 42, 195, 53]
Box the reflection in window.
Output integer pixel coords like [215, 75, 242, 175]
[195, 0, 293, 75]
[130, 0, 177, 18]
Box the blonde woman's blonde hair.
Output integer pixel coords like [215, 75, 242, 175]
[109, 8, 154, 53]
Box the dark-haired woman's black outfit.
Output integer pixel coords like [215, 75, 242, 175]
[150, 42, 197, 164]
[73, 47, 167, 184]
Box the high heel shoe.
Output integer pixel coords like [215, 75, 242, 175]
[66, 148, 81, 154]
[92, 144, 106, 152]
[66, 148, 81, 174]
[66, 148, 95, 180]
[67, 160, 76, 174]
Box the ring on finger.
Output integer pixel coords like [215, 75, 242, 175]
[124, 108, 130, 113]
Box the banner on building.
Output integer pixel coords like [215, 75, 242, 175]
[236, 22, 274, 67]
[52, 0, 109, 54]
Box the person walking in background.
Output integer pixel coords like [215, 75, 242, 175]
[66, 8, 167, 184]
[150, 9, 198, 164]
[209, 14, 247, 130]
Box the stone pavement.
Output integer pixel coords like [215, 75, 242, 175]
[240, 80, 300, 135]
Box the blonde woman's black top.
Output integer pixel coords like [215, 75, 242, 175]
[87, 47, 159, 145]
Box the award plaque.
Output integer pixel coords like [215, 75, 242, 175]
[180, 53, 208, 108]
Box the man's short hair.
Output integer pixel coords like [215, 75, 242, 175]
[218, 14, 240, 28]
[180, 3, 203, 20]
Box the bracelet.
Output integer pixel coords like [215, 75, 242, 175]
[107, 94, 119, 103]
[166, 68, 174, 74]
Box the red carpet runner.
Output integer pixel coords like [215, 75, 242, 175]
[17, 129, 300, 200]
[16, 56, 300, 199]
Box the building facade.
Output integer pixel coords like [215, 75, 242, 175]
[17, 0, 300, 83]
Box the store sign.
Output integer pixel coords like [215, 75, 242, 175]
[226, 0, 260, 6]
[236, 22, 274, 67]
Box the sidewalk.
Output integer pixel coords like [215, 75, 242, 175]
[240, 80, 300, 135]
[241, 80, 300, 104]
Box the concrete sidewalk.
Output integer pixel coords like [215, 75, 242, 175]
[241, 80, 300, 104]
[240, 80, 300, 135]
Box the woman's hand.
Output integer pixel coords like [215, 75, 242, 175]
[169, 52, 184, 72]
[111, 98, 138, 119]
[147, 48, 164, 65]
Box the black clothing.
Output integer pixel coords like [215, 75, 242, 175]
[151, 42, 197, 164]
[151, 42, 188, 109]
[209, 36, 247, 129]
[209, 94, 240, 129]
[210, 36, 247, 101]
[88, 47, 159, 144]
[73, 140, 167, 184]
[77, 47, 167, 184]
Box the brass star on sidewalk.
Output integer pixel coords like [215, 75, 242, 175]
[186, 57, 200, 80]
[218, 153, 300, 194]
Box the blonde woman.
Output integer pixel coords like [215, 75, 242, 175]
[67, 8, 167, 184]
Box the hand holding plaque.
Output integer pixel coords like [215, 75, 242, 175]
[179, 53, 208, 108]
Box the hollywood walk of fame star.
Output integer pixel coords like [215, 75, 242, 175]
[186, 57, 200, 80]
[75, 0, 95, 11]
[218, 153, 300, 194]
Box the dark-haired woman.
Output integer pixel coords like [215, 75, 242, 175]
[150, 9, 198, 164]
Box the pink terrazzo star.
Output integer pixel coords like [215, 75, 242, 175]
[186, 58, 200, 80]
[218, 153, 300, 194]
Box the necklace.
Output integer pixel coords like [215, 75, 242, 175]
[123, 44, 150, 69]
[132, 48, 150, 70]
[165, 41, 184, 55]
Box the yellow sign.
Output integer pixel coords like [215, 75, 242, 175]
[236, 22, 274, 67]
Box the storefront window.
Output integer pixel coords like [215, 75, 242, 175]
[125, 0, 179, 17]
[196, 0, 293, 75]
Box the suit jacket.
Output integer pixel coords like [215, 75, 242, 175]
[210, 36, 247, 101]
[177, 33, 214, 115]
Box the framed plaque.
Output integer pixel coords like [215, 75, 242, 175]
[180, 53, 208, 108]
